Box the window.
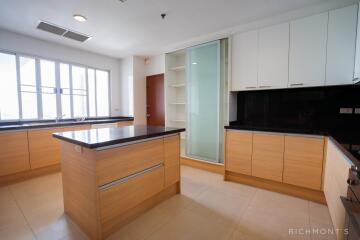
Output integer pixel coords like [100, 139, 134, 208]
[0, 51, 110, 121]
[96, 70, 110, 117]
[20, 56, 38, 119]
[59, 63, 71, 119]
[87, 69, 110, 117]
[0, 53, 19, 120]
[71, 66, 87, 118]
[40, 59, 57, 119]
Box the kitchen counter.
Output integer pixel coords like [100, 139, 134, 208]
[56, 124, 183, 239]
[225, 123, 360, 168]
[0, 116, 134, 131]
[53, 125, 185, 149]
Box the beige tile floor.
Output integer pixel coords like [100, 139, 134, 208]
[0, 166, 336, 240]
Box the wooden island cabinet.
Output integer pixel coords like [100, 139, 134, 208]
[54, 125, 184, 240]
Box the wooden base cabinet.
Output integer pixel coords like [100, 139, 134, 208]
[164, 135, 180, 187]
[252, 133, 284, 182]
[0, 131, 30, 176]
[117, 121, 133, 127]
[60, 134, 181, 240]
[324, 139, 352, 240]
[283, 135, 324, 190]
[28, 125, 90, 169]
[225, 130, 252, 175]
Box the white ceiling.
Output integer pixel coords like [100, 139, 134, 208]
[0, 0, 345, 58]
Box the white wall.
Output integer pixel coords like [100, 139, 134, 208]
[0, 28, 127, 117]
[145, 54, 165, 76]
[133, 56, 147, 125]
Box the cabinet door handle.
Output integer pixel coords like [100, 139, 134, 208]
[98, 163, 164, 191]
[259, 85, 271, 88]
[245, 86, 257, 89]
[290, 83, 304, 87]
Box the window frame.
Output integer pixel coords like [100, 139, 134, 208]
[0, 49, 111, 122]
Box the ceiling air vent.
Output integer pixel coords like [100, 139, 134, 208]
[37, 21, 67, 36]
[63, 30, 90, 42]
[36, 20, 91, 43]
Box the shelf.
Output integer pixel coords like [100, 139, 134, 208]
[169, 83, 186, 88]
[170, 102, 186, 105]
[171, 119, 186, 122]
[169, 66, 185, 71]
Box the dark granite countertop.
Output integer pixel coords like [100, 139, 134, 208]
[53, 125, 185, 149]
[225, 123, 360, 168]
[0, 116, 134, 131]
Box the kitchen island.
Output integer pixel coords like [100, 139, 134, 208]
[53, 125, 185, 240]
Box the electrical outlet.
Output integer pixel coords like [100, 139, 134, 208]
[355, 108, 360, 114]
[339, 108, 353, 114]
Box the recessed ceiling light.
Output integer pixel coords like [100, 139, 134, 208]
[73, 14, 87, 22]
[192, 62, 197, 65]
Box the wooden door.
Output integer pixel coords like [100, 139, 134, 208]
[225, 130, 253, 175]
[0, 131, 30, 176]
[146, 74, 165, 126]
[283, 136, 324, 190]
[252, 133, 285, 182]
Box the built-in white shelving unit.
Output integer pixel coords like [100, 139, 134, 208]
[165, 50, 187, 156]
[169, 65, 186, 71]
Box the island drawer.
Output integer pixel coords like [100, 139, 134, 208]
[98, 165, 165, 235]
[95, 138, 164, 186]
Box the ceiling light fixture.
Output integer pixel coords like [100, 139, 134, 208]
[73, 14, 87, 22]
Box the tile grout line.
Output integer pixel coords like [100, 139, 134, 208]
[307, 201, 314, 240]
[226, 187, 259, 240]
[8, 185, 38, 239]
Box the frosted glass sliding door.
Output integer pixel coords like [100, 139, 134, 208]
[186, 41, 220, 162]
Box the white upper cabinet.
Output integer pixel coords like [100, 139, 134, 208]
[354, 5, 360, 80]
[231, 30, 258, 91]
[258, 23, 289, 89]
[326, 4, 358, 86]
[289, 12, 328, 88]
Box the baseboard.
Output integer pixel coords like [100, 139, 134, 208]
[0, 164, 61, 186]
[180, 157, 224, 174]
[225, 170, 327, 205]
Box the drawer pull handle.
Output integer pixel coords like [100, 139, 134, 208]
[245, 86, 257, 89]
[98, 163, 164, 191]
[290, 83, 304, 86]
[259, 85, 271, 88]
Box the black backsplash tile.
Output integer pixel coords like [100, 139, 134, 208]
[236, 85, 360, 134]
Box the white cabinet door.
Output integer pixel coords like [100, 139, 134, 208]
[354, 4, 360, 80]
[258, 23, 289, 89]
[231, 30, 258, 91]
[289, 12, 328, 88]
[326, 4, 358, 86]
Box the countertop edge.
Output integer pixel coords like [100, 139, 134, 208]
[0, 117, 134, 131]
[53, 128, 185, 149]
